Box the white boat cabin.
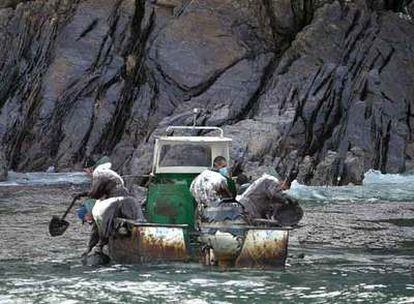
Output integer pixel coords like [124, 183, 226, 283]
[152, 126, 232, 174]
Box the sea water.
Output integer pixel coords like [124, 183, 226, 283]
[0, 171, 413, 303]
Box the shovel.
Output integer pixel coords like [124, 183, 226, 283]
[49, 196, 80, 237]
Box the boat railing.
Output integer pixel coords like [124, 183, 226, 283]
[165, 126, 224, 137]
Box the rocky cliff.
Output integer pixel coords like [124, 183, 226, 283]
[0, 0, 413, 185]
[0, 146, 6, 181]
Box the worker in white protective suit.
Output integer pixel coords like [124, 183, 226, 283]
[77, 157, 145, 256]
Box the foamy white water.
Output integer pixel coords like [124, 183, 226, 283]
[0, 171, 90, 187]
[287, 170, 414, 203]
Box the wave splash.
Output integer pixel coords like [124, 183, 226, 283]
[287, 170, 414, 203]
[0, 171, 90, 187]
[1, 169, 413, 203]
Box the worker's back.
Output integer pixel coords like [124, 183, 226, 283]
[90, 163, 128, 199]
[190, 169, 231, 208]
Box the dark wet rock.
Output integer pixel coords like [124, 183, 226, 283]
[0, 0, 28, 9]
[296, 155, 314, 184]
[0, 0, 413, 185]
[0, 146, 7, 181]
[409, 1, 414, 17]
[311, 151, 341, 186]
[342, 147, 366, 185]
[81, 251, 111, 267]
[220, 120, 282, 180]
[264, 2, 414, 185]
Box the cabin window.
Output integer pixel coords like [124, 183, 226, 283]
[159, 144, 212, 167]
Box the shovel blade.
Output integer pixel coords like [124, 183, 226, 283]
[49, 216, 70, 237]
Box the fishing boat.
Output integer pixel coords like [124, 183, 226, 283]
[108, 125, 289, 268]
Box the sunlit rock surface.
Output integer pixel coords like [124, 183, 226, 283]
[0, 0, 413, 185]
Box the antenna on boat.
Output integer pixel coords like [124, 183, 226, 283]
[192, 108, 199, 127]
[165, 108, 224, 137]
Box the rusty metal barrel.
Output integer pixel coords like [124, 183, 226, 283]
[109, 220, 189, 264]
[198, 200, 289, 269]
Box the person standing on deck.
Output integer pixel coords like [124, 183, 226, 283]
[190, 156, 303, 227]
[190, 156, 235, 214]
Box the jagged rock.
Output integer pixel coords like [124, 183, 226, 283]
[310, 151, 341, 186]
[0, 0, 27, 9]
[258, 2, 414, 184]
[405, 142, 414, 172]
[408, 0, 414, 17]
[296, 155, 314, 184]
[0, 146, 7, 181]
[150, 0, 181, 9]
[342, 147, 366, 185]
[218, 120, 281, 180]
[0, 0, 413, 185]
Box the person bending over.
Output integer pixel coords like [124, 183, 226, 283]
[76, 157, 145, 256]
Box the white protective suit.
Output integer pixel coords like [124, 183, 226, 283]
[90, 163, 145, 247]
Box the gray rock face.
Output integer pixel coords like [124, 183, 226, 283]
[0, 0, 413, 185]
[0, 0, 28, 9]
[0, 147, 7, 181]
[266, 2, 414, 185]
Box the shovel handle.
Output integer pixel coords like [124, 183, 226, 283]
[61, 193, 87, 220]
